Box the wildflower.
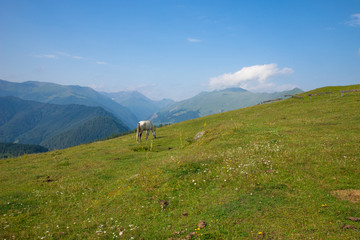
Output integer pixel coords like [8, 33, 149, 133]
[321, 204, 328, 207]
[258, 231, 263, 235]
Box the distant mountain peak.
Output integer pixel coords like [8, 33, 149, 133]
[101, 90, 175, 121]
[222, 87, 248, 92]
[151, 88, 304, 125]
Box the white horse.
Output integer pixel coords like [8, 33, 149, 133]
[136, 120, 156, 142]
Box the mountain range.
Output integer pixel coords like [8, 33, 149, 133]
[0, 79, 138, 128]
[0, 79, 303, 150]
[150, 87, 303, 124]
[102, 91, 174, 120]
[0, 96, 128, 149]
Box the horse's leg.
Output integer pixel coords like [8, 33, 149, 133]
[139, 130, 143, 142]
[146, 130, 150, 140]
[136, 123, 140, 143]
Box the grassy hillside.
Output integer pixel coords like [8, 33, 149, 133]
[0, 85, 359, 239]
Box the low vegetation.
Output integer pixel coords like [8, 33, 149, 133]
[0, 85, 359, 239]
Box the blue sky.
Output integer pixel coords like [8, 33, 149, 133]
[1, 0, 359, 100]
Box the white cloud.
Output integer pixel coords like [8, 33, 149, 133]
[209, 64, 294, 91]
[72, 55, 88, 60]
[34, 51, 108, 64]
[346, 13, 360, 26]
[34, 54, 56, 59]
[187, 37, 202, 42]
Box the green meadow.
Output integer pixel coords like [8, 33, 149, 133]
[1, 85, 359, 239]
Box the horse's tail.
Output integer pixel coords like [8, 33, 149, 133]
[136, 122, 140, 142]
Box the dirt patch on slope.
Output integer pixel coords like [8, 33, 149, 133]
[331, 189, 360, 203]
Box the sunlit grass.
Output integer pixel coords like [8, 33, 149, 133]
[1, 85, 359, 239]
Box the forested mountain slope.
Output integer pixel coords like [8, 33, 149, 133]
[0, 96, 129, 149]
